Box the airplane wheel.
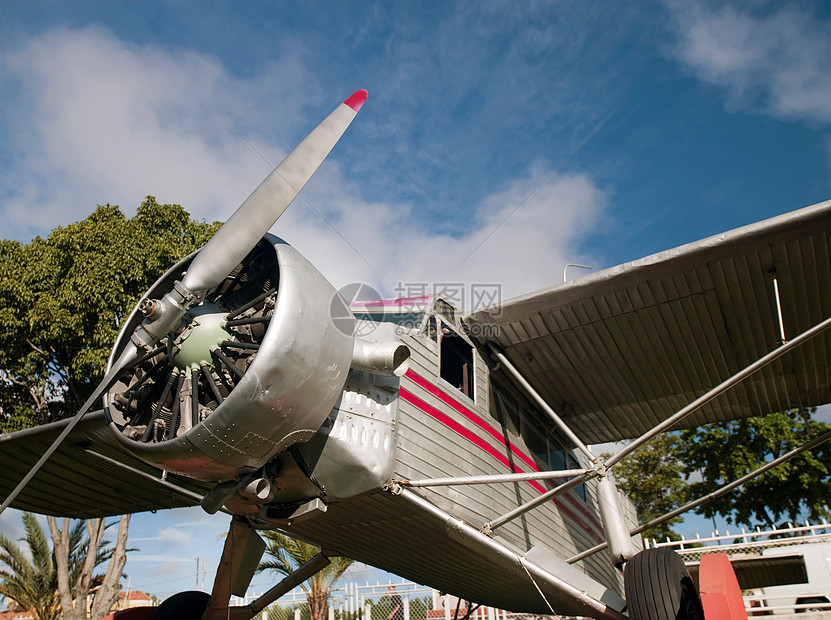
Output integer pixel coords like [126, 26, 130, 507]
[149, 591, 210, 620]
[796, 597, 829, 612]
[624, 548, 704, 620]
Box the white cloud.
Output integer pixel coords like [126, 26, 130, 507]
[669, 3, 831, 125]
[1, 25, 607, 307]
[1, 26, 313, 241]
[130, 526, 193, 548]
[274, 163, 608, 305]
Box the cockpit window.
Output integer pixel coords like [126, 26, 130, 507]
[440, 327, 474, 399]
[435, 299, 458, 324]
[423, 315, 438, 341]
[523, 414, 586, 500]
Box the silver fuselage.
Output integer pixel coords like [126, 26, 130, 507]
[259, 301, 637, 616]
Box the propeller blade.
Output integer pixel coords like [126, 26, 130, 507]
[182, 89, 368, 294]
[0, 92, 368, 516]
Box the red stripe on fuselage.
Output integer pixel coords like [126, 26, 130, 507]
[401, 370, 603, 543]
[400, 387, 518, 476]
[404, 370, 601, 532]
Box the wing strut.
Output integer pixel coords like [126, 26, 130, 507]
[484, 313, 831, 567]
[0, 362, 128, 515]
[488, 345, 596, 462]
[567, 427, 831, 565]
[397, 468, 590, 487]
[485, 472, 596, 533]
[486, 343, 637, 564]
[398, 487, 627, 620]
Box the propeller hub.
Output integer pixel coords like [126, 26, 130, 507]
[169, 303, 230, 371]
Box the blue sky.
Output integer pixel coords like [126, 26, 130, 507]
[0, 0, 830, 604]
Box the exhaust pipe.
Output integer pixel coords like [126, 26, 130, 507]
[351, 339, 410, 377]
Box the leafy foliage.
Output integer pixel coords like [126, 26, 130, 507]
[264, 602, 308, 620]
[0, 513, 61, 620]
[679, 408, 831, 528]
[0, 200, 213, 619]
[258, 532, 353, 620]
[366, 595, 431, 620]
[406, 596, 431, 620]
[607, 408, 831, 537]
[0, 198, 220, 432]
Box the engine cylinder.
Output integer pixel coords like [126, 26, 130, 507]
[104, 235, 355, 481]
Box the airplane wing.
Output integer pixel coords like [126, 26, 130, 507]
[0, 411, 211, 518]
[465, 200, 831, 445]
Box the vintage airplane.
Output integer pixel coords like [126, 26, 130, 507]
[1, 89, 830, 620]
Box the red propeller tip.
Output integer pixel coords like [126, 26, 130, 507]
[344, 89, 368, 112]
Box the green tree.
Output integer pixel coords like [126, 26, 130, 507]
[407, 596, 431, 620]
[0, 197, 220, 432]
[679, 408, 831, 528]
[262, 602, 301, 620]
[0, 199, 218, 619]
[607, 409, 831, 537]
[258, 532, 353, 620]
[605, 433, 688, 542]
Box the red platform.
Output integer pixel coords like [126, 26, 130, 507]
[699, 553, 746, 620]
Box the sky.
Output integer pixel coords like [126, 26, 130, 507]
[0, 0, 830, 605]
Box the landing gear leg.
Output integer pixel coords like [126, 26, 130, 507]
[202, 517, 266, 620]
[152, 517, 264, 620]
[152, 518, 334, 620]
[624, 548, 704, 620]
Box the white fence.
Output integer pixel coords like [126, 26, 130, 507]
[232, 580, 522, 620]
[654, 521, 831, 615]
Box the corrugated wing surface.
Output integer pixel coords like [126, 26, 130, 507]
[0, 411, 210, 518]
[466, 201, 831, 443]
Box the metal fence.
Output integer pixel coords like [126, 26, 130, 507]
[233, 580, 525, 620]
[654, 521, 831, 615]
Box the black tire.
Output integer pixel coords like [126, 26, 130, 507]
[149, 591, 210, 620]
[624, 548, 704, 620]
[795, 597, 829, 613]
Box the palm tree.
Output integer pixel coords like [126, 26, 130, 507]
[0, 512, 65, 620]
[0, 512, 117, 620]
[258, 531, 353, 620]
